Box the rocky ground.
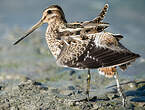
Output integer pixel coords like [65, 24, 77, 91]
[0, 73, 145, 110]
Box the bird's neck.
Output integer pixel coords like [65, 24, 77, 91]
[45, 19, 66, 58]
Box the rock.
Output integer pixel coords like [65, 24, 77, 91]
[128, 82, 137, 89]
[0, 78, 145, 110]
[137, 102, 145, 107]
[78, 75, 82, 79]
[0, 85, 4, 90]
[93, 103, 99, 109]
[49, 87, 60, 94]
[69, 70, 76, 76]
[60, 90, 72, 96]
[107, 93, 119, 100]
[68, 85, 75, 90]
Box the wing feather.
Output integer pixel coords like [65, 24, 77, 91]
[56, 32, 140, 69]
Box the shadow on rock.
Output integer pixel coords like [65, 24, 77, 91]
[125, 81, 145, 103]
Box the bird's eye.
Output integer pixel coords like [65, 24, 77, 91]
[47, 10, 52, 14]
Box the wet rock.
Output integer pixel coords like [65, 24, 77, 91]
[69, 70, 76, 76]
[135, 102, 145, 107]
[0, 80, 58, 110]
[0, 85, 4, 90]
[0, 79, 145, 110]
[107, 93, 119, 100]
[128, 82, 138, 89]
[92, 103, 99, 109]
[78, 75, 82, 79]
[49, 87, 60, 94]
[68, 85, 75, 90]
[60, 90, 73, 96]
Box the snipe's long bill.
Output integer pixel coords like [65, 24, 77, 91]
[13, 4, 140, 106]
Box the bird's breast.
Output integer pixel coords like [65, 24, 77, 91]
[45, 33, 63, 59]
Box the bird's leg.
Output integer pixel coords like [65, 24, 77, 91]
[114, 72, 126, 106]
[86, 69, 91, 100]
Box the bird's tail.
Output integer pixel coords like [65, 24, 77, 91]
[98, 67, 116, 78]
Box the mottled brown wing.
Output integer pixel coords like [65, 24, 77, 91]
[61, 3, 110, 34]
[56, 32, 140, 69]
[82, 4, 109, 26]
[60, 22, 109, 36]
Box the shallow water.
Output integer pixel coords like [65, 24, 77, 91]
[0, 0, 145, 82]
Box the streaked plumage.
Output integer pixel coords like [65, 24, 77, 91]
[13, 3, 140, 105]
[57, 31, 139, 71]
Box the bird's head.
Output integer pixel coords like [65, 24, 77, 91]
[13, 5, 66, 45]
[42, 5, 66, 24]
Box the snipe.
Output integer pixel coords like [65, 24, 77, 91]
[14, 4, 140, 106]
